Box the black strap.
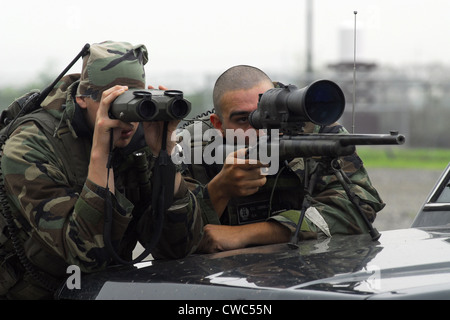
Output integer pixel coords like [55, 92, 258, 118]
[104, 122, 176, 265]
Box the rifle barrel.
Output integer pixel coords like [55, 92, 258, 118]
[216, 132, 406, 162]
[285, 132, 405, 146]
[276, 132, 405, 159]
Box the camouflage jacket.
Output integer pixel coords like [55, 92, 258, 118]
[182, 119, 385, 240]
[0, 74, 203, 298]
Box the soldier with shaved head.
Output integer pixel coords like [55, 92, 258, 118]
[183, 65, 385, 253]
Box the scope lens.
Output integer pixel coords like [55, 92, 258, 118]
[137, 100, 157, 120]
[304, 80, 345, 126]
[170, 100, 190, 119]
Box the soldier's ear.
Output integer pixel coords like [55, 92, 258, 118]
[76, 96, 87, 109]
[209, 113, 225, 134]
[210, 113, 223, 133]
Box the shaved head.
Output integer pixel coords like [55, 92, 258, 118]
[213, 65, 273, 118]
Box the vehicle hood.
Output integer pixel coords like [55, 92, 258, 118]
[57, 227, 450, 300]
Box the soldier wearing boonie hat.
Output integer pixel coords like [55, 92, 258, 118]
[0, 40, 203, 299]
[77, 41, 148, 101]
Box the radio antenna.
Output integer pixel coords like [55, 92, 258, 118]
[352, 11, 357, 133]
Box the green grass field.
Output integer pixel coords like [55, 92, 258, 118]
[356, 146, 450, 170]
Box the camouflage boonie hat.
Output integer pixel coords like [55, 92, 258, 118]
[76, 41, 148, 101]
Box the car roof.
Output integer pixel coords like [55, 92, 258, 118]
[57, 163, 450, 300]
[57, 226, 450, 300]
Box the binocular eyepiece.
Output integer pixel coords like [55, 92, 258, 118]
[249, 80, 346, 130]
[110, 89, 191, 122]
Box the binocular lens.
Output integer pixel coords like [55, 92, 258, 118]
[170, 100, 190, 119]
[304, 80, 345, 126]
[137, 100, 157, 120]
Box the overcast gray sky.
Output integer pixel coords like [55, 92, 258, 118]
[1, 0, 450, 89]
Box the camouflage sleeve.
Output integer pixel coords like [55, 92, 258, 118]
[2, 123, 134, 273]
[141, 177, 204, 259]
[269, 122, 385, 237]
[316, 122, 385, 234]
[309, 160, 385, 235]
[269, 157, 385, 237]
[181, 164, 221, 226]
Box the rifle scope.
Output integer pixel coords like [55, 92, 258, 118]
[249, 80, 345, 129]
[110, 89, 191, 122]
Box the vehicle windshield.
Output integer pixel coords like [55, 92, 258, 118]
[412, 162, 450, 228]
[436, 182, 450, 203]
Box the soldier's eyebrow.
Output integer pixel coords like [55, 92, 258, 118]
[229, 111, 250, 120]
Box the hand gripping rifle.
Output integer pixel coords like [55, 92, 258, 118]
[248, 80, 405, 242]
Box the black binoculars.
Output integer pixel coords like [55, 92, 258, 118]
[110, 89, 191, 122]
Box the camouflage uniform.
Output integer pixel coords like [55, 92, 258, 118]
[0, 41, 203, 299]
[182, 118, 385, 241]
